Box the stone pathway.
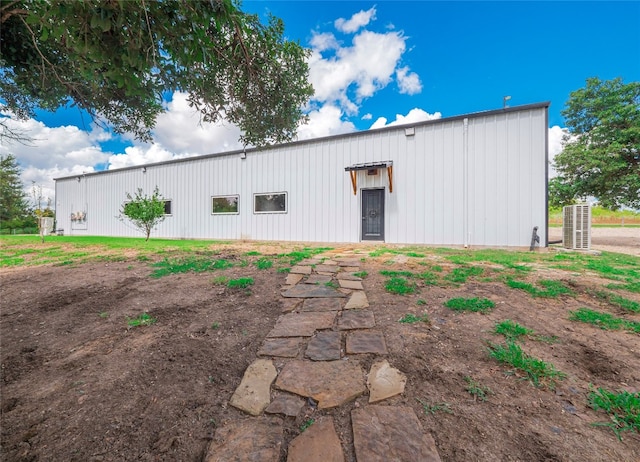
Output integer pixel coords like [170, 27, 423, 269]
[204, 252, 441, 462]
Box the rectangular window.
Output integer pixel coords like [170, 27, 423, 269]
[163, 200, 172, 215]
[254, 192, 287, 214]
[212, 195, 239, 214]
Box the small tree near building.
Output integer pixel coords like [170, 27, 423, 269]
[119, 187, 166, 241]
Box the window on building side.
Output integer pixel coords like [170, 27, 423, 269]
[163, 200, 172, 215]
[254, 192, 287, 214]
[212, 195, 239, 214]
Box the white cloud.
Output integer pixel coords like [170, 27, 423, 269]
[369, 108, 442, 129]
[297, 105, 356, 140]
[548, 125, 569, 178]
[152, 92, 243, 155]
[308, 30, 411, 113]
[361, 113, 373, 120]
[335, 7, 376, 33]
[309, 32, 339, 52]
[396, 66, 422, 95]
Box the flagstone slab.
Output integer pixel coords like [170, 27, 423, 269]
[304, 274, 333, 285]
[229, 359, 277, 416]
[346, 331, 388, 355]
[321, 259, 338, 265]
[367, 360, 407, 403]
[315, 264, 339, 273]
[338, 310, 375, 330]
[337, 272, 362, 281]
[352, 406, 441, 462]
[336, 260, 360, 267]
[299, 259, 322, 266]
[258, 337, 302, 357]
[282, 284, 346, 299]
[205, 416, 283, 462]
[267, 312, 336, 338]
[285, 273, 304, 285]
[287, 417, 345, 462]
[301, 298, 342, 312]
[341, 266, 361, 273]
[290, 265, 312, 275]
[275, 360, 366, 409]
[280, 298, 303, 313]
[339, 279, 364, 290]
[344, 291, 369, 309]
[305, 331, 342, 361]
[265, 394, 305, 417]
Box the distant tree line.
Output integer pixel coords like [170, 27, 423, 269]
[0, 154, 52, 234]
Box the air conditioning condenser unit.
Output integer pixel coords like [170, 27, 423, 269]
[562, 204, 591, 250]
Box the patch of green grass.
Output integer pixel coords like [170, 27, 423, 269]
[244, 251, 261, 256]
[278, 247, 333, 265]
[440, 248, 534, 272]
[211, 276, 229, 285]
[606, 281, 640, 294]
[444, 265, 484, 284]
[299, 418, 315, 432]
[137, 255, 151, 262]
[506, 279, 572, 298]
[588, 387, 640, 440]
[277, 267, 291, 273]
[608, 294, 640, 313]
[369, 247, 426, 258]
[151, 257, 233, 278]
[211, 322, 220, 329]
[444, 297, 495, 313]
[418, 271, 440, 285]
[353, 271, 368, 278]
[227, 277, 254, 289]
[254, 258, 273, 270]
[99, 311, 109, 318]
[598, 289, 640, 308]
[380, 269, 414, 278]
[127, 313, 156, 328]
[488, 341, 565, 388]
[416, 398, 453, 415]
[494, 320, 533, 341]
[399, 313, 429, 324]
[324, 281, 338, 289]
[464, 376, 491, 402]
[569, 308, 640, 333]
[416, 299, 427, 305]
[385, 277, 417, 295]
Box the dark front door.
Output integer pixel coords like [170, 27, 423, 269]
[361, 189, 385, 241]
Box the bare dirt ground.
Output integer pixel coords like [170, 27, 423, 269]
[1, 232, 639, 461]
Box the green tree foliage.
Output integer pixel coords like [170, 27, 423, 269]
[0, 154, 32, 227]
[552, 77, 640, 210]
[119, 187, 166, 241]
[0, 0, 314, 146]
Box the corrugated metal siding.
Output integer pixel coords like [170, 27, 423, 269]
[55, 105, 547, 247]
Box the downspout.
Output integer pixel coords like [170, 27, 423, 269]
[463, 118, 469, 248]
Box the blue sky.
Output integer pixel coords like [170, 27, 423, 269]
[3, 1, 639, 201]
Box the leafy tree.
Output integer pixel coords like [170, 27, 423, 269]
[0, 154, 31, 226]
[0, 0, 314, 146]
[552, 77, 640, 210]
[119, 187, 166, 241]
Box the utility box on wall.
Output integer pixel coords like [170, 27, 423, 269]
[563, 204, 591, 250]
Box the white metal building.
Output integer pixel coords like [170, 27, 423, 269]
[55, 102, 550, 247]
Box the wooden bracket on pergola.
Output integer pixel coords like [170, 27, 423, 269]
[344, 161, 394, 196]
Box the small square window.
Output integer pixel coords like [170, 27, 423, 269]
[254, 192, 287, 214]
[367, 168, 378, 176]
[212, 195, 239, 214]
[163, 200, 172, 215]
